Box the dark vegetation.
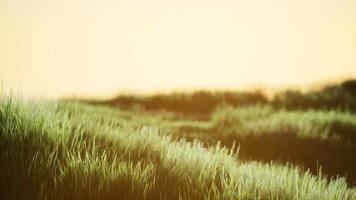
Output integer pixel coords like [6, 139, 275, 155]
[93, 91, 268, 119]
[88, 79, 356, 117]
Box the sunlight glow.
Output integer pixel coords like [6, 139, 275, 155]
[1, 0, 356, 98]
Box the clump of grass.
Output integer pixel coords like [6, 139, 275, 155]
[211, 105, 356, 183]
[212, 105, 356, 141]
[212, 104, 275, 138]
[0, 97, 355, 199]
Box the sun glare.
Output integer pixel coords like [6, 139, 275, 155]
[1, 0, 355, 98]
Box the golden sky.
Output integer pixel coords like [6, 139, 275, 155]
[1, 0, 356, 98]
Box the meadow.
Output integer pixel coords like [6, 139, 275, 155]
[1, 80, 356, 199]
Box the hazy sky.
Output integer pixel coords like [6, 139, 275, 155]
[1, 0, 355, 98]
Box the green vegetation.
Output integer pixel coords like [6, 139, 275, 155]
[212, 105, 356, 140]
[1, 97, 356, 199]
[210, 105, 356, 183]
[2, 80, 356, 199]
[82, 80, 356, 184]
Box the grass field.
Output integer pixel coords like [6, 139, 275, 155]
[1, 80, 356, 199]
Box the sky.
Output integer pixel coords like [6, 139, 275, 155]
[0, 0, 355, 98]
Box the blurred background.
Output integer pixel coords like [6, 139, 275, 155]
[0, 0, 355, 98]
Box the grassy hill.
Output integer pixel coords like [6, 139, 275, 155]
[82, 79, 356, 184]
[1, 79, 356, 199]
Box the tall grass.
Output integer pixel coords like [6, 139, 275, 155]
[212, 105, 356, 141]
[1, 97, 355, 199]
[211, 105, 356, 184]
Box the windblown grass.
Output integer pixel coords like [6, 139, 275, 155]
[1, 97, 355, 199]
